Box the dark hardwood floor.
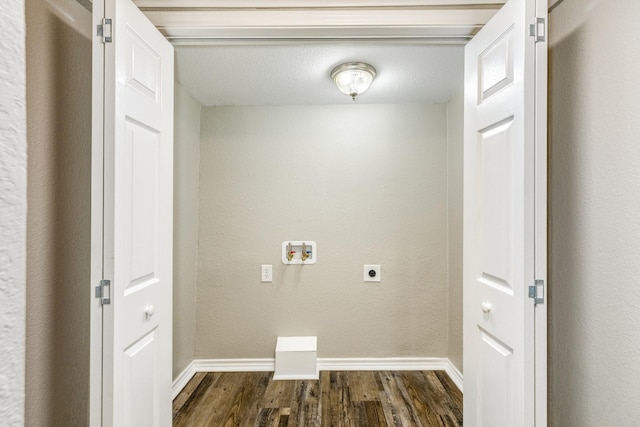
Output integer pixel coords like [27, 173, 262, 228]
[173, 370, 462, 427]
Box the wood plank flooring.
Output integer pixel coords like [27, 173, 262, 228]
[173, 371, 462, 427]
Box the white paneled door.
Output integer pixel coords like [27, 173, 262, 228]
[463, 0, 547, 426]
[92, 0, 174, 425]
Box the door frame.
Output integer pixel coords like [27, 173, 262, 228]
[90, 1, 546, 425]
[532, 0, 548, 423]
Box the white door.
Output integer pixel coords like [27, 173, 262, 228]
[463, 0, 547, 425]
[91, 0, 174, 425]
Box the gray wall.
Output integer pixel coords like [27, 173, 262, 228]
[196, 104, 450, 359]
[548, 0, 640, 424]
[25, 0, 92, 425]
[446, 92, 463, 373]
[173, 83, 202, 378]
[0, 0, 27, 424]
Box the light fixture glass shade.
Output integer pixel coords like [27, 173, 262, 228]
[331, 62, 376, 100]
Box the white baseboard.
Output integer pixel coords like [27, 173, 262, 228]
[173, 357, 463, 398]
[172, 358, 275, 399]
[317, 357, 448, 371]
[172, 360, 197, 399]
[443, 360, 463, 392]
[194, 358, 276, 372]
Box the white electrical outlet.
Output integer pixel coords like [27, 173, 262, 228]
[364, 265, 381, 282]
[261, 264, 273, 282]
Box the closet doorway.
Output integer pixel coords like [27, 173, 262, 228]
[90, 0, 546, 426]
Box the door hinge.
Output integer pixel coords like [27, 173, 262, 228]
[97, 18, 112, 43]
[528, 279, 545, 306]
[95, 279, 111, 305]
[529, 17, 546, 43]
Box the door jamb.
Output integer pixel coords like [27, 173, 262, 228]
[90, 0, 105, 425]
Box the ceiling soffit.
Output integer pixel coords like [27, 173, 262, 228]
[135, 0, 504, 43]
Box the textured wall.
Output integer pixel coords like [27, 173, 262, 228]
[548, 0, 640, 425]
[25, 0, 92, 425]
[446, 92, 463, 373]
[196, 104, 448, 359]
[173, 83, 202, 378]
[0, 0, 27, 424]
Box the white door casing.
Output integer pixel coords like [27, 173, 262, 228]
[85, 0, 546, 424]
[91, 0, 174, 425]
[463, 0, 546, 426]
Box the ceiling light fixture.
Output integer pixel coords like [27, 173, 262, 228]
[331, 62, 376, 101]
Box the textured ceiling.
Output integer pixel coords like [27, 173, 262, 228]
[175, 43, 464, 106]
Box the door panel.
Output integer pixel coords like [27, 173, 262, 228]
[478, 27, 515, 103]
[463, 0, 546, 425]
[124, 329, 160, 427]
[479, 328, 513, 427]
[124, 119, 159, 292]
[479, 116, 515, 296]
[125, 27, 161, 102]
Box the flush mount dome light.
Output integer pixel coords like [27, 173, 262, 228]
[331, 62, 376, 101]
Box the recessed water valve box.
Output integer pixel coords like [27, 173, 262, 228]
[282, 241, 316, 264]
